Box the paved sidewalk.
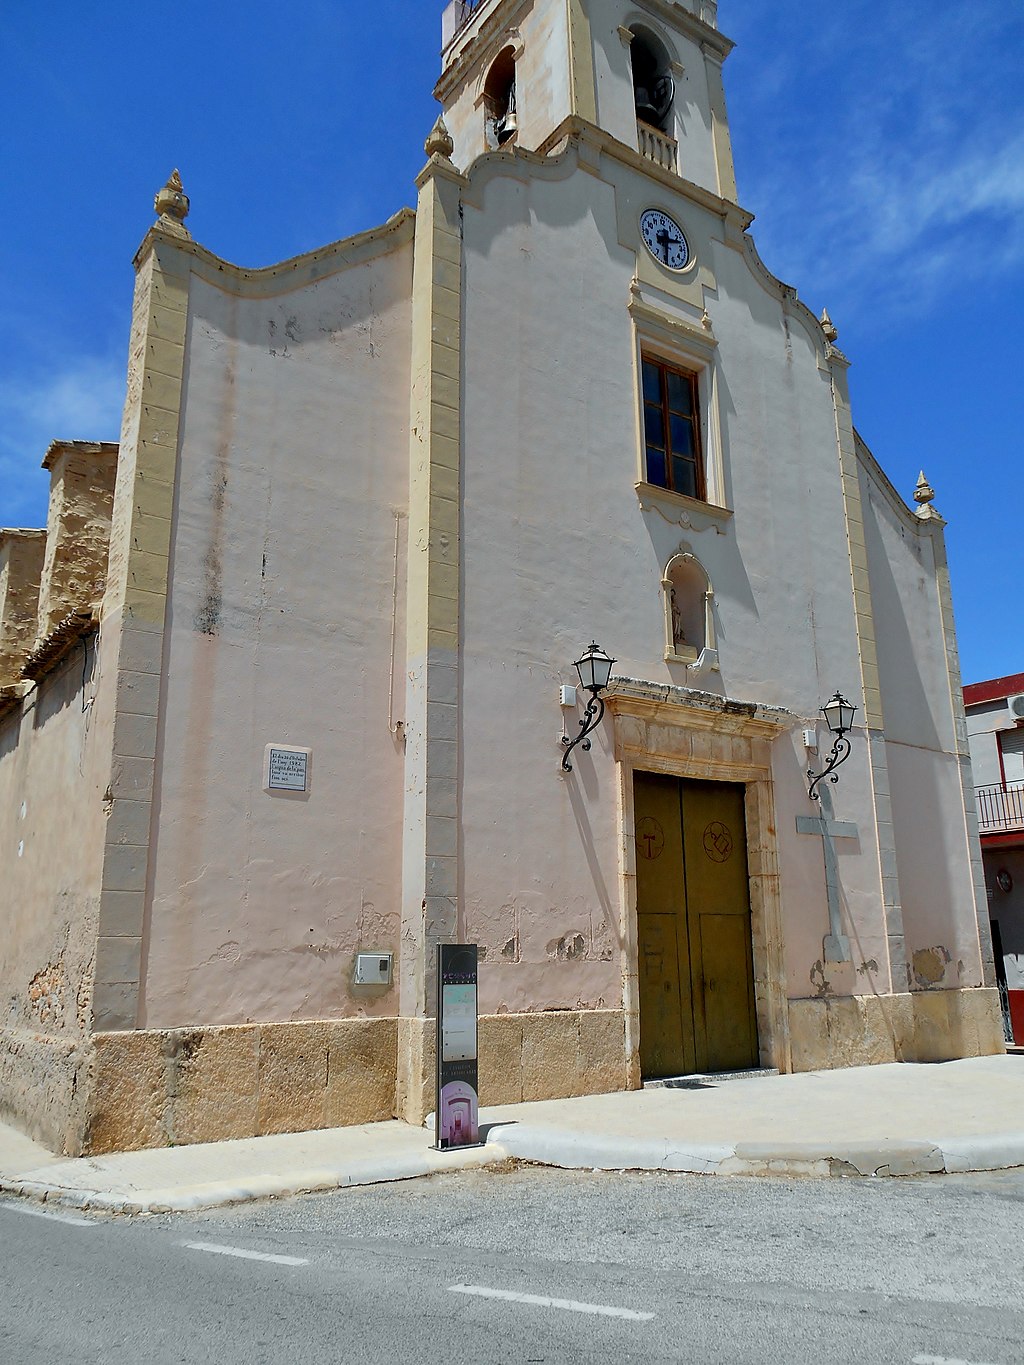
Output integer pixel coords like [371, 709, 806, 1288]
[0, 1119, 502, 1215]
[0, 1055, 1020, 1213]
[483, 1054, 1024, 1178]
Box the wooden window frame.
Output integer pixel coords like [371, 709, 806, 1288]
[641, 353, 705, 502]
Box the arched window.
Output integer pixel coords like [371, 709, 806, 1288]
[663, 552, 718, 672]
[483, 47, 518, 149]
[629, 27, 674, 133]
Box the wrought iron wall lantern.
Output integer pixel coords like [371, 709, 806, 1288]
[807, 692, 858, 801]
[562, 642, 616, 772]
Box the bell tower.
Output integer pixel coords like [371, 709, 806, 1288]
[436, 0, 737, 202]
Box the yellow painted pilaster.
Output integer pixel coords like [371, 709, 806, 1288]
[398, 121, 468, 1119]
[703, 45, 738, 203]
[566, 0, 597, 124]
[92, 175, 193, 1031]
[916, 497, 997, 990]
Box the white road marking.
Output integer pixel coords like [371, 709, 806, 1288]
[913, 1356, 1003, 1365]
[183, 1240, 308, 1266]
[449, 1283, 655, 1321]
[1, 1200, 94, 1227]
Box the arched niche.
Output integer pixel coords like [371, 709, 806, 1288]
[628, 25, 675, 133]
[483, 46, 518, 149]
[662, 551, 718, 672]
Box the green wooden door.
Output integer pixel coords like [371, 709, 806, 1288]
[634, 773, 758, 1076]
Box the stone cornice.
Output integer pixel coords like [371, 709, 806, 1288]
[607, 675, 794, 737]
[0, 528, 46, 543]
[634, 483, 733, 531]
[631, 0, 734, 60]
[535, 116, 753, 227]
[133, 207, 417, 299]
[628, 294, 718, 352]
[415, 154, 470, 193]
[42, 440, 119, 472]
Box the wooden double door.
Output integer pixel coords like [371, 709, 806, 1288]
[635, 772, 759, 1077]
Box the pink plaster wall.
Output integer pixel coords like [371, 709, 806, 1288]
[457, 151, 882, 1016]
[141, 244, 413, 1028]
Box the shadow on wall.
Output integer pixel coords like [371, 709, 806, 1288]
[860, 490, 942, 754]
[565, 763, 617, 932]
[32, 639, 96, 733]
[0, 715, 19, 761]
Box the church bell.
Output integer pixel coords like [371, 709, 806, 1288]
[496, 84, 518, 144]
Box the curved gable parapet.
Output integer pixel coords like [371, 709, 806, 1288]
[136, 207, 416, 300]
[853, 429, 933, 532]
[460, 120, 585, 203]
[739, 230, 831, 351]
[463, 114, 753, 220]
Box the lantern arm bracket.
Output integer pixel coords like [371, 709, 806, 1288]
[807, 732, 852, 802]
[562, 693, 606, 772]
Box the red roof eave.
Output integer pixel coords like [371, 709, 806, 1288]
[964, 673, 1024, 706]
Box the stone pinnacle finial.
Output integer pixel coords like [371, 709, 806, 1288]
[914, 470, 935, 506]
[424, 115, 455, 161]
[820, 308, 838, 343]
[154, 169, 190, 229]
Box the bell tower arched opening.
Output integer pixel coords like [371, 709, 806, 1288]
[483, 46, 518, 149]
[629, 26, 674, 134]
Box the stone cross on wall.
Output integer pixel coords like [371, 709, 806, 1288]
[796, 788, 858, 963]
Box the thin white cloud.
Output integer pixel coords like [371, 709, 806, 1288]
[729, 3, 1024, 325]
[0, 356, 125, 528]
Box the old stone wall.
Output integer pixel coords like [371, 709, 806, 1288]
[0, 532, 46, 684]
[0, 635, 116, 1152]
[35, 441, 118, 642]
[86, 1008, 628, 1151]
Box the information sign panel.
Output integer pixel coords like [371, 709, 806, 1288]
[436, 943, 480, 1150]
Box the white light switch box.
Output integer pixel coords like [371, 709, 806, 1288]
[354, 952, 393, 986]
[802, 728, 818, 752]
[560, 685, 577, 707]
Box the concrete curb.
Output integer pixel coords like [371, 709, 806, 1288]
[3, 1123, 1022, 1216]
[484, 1123, 1024, 1179]
[0, 1143, 510, 1215]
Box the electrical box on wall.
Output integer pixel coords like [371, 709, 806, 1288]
[354, 953, 393, 986]
[802, 728, 818, 752]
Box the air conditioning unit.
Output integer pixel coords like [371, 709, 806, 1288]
[1008, 694, 1024, 721]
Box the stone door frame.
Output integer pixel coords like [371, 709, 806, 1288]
[608, 680, 793, 1081]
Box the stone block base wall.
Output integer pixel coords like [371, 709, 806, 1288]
[87, 1018, 398, 1155]
[86, 1008, 630, 1154]
[9, 995, 1001, 1157]
[788, 988, 1005, 1072]
[0, 1027, 93, 1155]
[398, 1009, 628, 1126]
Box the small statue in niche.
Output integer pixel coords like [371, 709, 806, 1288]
[670, 585, 687, 653]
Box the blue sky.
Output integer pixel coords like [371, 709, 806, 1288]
[1, 1, 1021, 683]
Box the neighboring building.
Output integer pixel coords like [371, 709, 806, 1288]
[0, 0, 1003, 1157]
[964, 673, 1024, 1044]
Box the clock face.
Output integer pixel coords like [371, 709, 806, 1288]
[640, 209, 690, 271]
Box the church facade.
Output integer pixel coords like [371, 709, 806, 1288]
[0, 0, 1003, 1155]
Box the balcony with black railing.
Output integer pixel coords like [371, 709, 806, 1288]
[976, 781, 1024, 834]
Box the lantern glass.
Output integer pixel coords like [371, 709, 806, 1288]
[574, 642, 615, 694]
[822, 692, 856, 735]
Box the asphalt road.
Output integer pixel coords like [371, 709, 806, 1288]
[2, 1164, 1022, 1364]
